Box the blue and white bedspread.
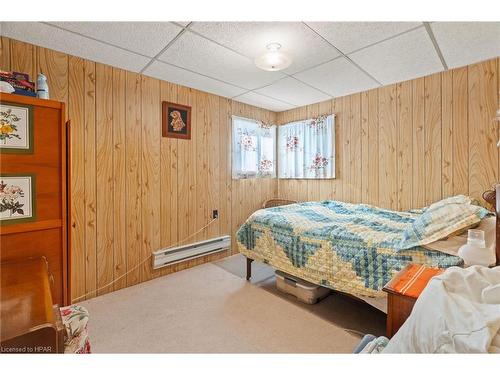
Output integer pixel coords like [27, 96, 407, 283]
[236, 199, 488, 298]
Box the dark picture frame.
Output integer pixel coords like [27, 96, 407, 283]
[0, 101, 34, 154]
[162, 101, 191, 140]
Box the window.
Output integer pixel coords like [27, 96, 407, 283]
[278, 114, 335, 179]
[232, 116, 276, 179]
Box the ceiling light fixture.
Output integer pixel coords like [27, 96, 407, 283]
[254, 43, 292, 72]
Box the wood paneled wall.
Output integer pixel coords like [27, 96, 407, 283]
[1, 35, 498, 302]
[0, 37, 277, 302]
[277, 58, 500, 209]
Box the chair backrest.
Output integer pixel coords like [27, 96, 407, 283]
[262, 198, 298, 209]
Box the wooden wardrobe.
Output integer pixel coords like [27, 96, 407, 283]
[0, 93, 70, 306]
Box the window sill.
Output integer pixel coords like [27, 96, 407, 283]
[232, 176, 337, 180]
[278, 177, 337, 180]
[232, 176, 276, 180]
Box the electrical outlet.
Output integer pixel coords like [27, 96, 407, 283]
[212, 210, 219, 219]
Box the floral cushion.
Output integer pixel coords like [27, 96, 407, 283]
[64, 328, 91, 354]
[60, 305, 91, 354]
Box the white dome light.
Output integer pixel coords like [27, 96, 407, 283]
[254, 43, 292, 72]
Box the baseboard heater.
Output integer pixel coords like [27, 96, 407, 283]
[152, 235, 231, 270]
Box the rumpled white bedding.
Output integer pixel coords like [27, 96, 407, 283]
[360, 336, 389, 353]
[384, 265, 500, 353]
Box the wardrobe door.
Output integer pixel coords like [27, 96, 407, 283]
[1, 93, 68, 305]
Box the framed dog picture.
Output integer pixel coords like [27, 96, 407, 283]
[162, 101, 191, 140]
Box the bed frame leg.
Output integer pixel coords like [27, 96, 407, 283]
[246, 257, 253, 281]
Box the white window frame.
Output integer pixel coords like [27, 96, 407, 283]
[231, 115, 277, 180]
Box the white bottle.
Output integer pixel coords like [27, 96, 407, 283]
[37, 73, 49, 99]
[458, 229, 496, 267]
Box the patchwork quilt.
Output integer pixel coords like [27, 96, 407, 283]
[236, 199, 488, 298]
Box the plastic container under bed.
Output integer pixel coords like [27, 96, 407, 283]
[275, 270, 331, 304]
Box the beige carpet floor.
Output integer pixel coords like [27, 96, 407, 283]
[214, 255, 386, 337]
[82, 256, 385, 353]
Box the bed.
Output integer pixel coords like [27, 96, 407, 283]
[237, 190, 500, 300]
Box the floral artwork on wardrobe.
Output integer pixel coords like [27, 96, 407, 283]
[0, 175, 35, 224]
[0, 103, 33, 154]
[278, 114, 335, 179]
[232, 116, 276, 179]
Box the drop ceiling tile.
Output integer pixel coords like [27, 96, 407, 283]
[158, 31, 285, 90]
[233, 91, 295, 112]
[190, 22, 340, 74]
[349, 27, 443, 85]
[431, 22, 500, 69]
[143, 60, 246, 98]
[255, 77, 331, 107]
[0, 22, 150, 72]
[48, 22, 182, 57]
[294, 57, 379, 97]
[307, 22, 422, 54]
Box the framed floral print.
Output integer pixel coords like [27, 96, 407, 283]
[0, 102, 34, 154]
[0, 174, 36, 225]
[162, 101, 191, 140]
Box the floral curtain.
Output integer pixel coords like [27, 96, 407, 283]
[278, 114, 335, 179]
[232, 116, 276, 179]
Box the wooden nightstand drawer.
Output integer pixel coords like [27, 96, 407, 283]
[385, 292, 417, 338]
[383, 264, 444, 338]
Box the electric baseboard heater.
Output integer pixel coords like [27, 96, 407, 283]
[152, 235, 231, 270]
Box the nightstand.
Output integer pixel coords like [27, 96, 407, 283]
[383, 264, 443, 338]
